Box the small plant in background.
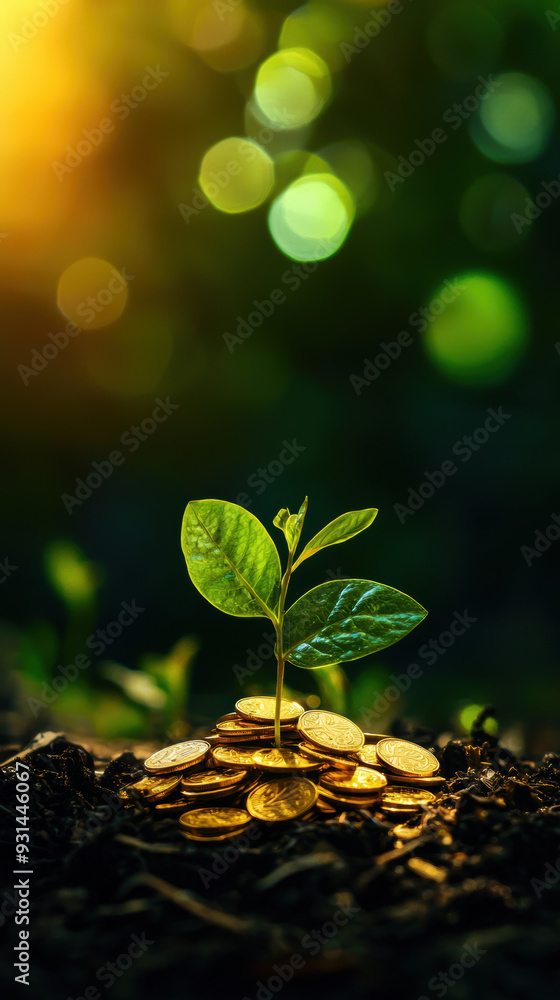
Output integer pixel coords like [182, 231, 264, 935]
[181, 497, 428, 747]
[9, 539, 197, 741]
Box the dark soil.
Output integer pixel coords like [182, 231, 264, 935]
[1, 720, 559, 1000]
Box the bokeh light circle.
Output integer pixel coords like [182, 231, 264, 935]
[199, 137, 274, 213]
[423, 272, 528, 384]
[279, 3, 353, 71]
[268, 172, 354, 261]
[168, 0, 264, 72]
[57, 257, 129, 330]
[471, 72, 554, 164]
[459, 173, 532, 251]
[255, 47, 331, 130]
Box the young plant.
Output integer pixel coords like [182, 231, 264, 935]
[181, 498, 427, 748]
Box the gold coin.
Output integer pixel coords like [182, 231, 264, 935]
[376, 738, 439, 777]
[216, 722, 295, 743]
[198, 734, 222, 747]
[319, 766, 387, 795]
[363, 733, 390, 744]
[297, 743, 357, 771]
[246, 777, 317, 822]
[211, 746, 260, 769]
[213, 733, 275, 746]
[251, 748, 318, 773]
[144, 740, 210, 774]
[180, 829, 251, 842]
[118, 773, 181, 801]
[216, 713, 251, 725]
[215, 719, 260, 735]
[235, 696, 304, 724]
[181, 784, 243, 804]
[179, 806, 251, 833]
[381, 787, 437, 811]
[317, 786, 380, 809]
[297, 710, 364, 753]
[155, 799, 191, 814]
[181, 768, 248, 791]
[217, 712, 294, 730]
[355, 745, 381, 768]
[386, 773, 445, 789]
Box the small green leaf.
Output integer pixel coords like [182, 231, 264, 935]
[274, 496, 308, 553]
[283, 578, 427, 667]
[292, 507, 378, 569]
[273, 508, 290, 532]
[182, 500, 281, 620]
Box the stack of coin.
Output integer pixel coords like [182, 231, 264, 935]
[211, 697, 305, 744]
[179, 807, 252, 842]
[317, 766, 387, 810]
[373, 738, 444, 793]
[380, 787, 437, 814]
[120, 704, 445, 838]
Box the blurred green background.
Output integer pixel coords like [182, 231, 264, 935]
[1, 0, 558, 755]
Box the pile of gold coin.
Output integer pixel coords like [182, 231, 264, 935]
[118, 698, 445, 840]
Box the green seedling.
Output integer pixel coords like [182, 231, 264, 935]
[181, 498, 427, 747]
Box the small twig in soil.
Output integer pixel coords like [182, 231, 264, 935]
[124, 873, 251, 934]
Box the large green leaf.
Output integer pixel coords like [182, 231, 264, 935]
[292, 508, 378, 569]
[274, 496, 308, 553]
[182, 500, 281, 619]
[283, 578, 427, 667]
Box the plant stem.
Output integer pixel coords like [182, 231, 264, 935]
[274, 547, 294, 749]
[273, 654, 284, 749]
